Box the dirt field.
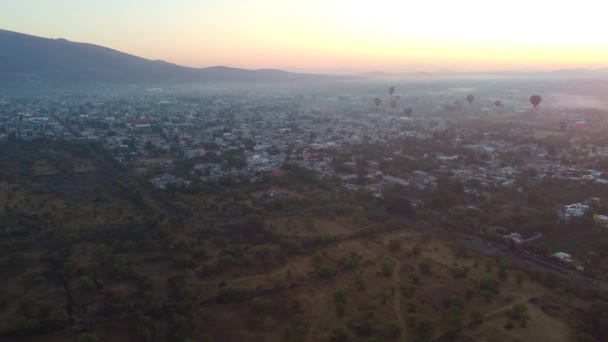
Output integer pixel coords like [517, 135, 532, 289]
[268, 216, 359, 237]
[155, 222, 582, 341]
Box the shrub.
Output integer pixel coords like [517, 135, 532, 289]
[388, 238, 402, 252]
[387, 321, 401, 338]
[331, 325, 349, 342]
[355, 274, 367, 291]
[451, 264, 469, 279]
[379, 261, 394, 277]
[419, 259, 432, 274]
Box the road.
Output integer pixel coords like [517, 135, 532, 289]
[397, 217, 608, 292]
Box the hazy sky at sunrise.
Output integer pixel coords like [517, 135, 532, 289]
[1, 0, 607, 73]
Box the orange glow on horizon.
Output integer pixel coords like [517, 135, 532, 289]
[2, 0, 608, 73]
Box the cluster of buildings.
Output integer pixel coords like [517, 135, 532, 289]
[3, 93, 608, 197]
[3, 90, 608, 273]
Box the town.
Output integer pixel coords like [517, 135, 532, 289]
[3, 2, 608, 340]
[3, 82, 608, 278]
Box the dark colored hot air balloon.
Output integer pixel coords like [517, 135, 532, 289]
[389, 86, 395, 96]
[444, 102, 461, 112]
[559, 120, 568, 131]
[395, 95, 401, 101]
[494, 100, 502, 107]
[454, 101, 463, 111]
[404, 107, 413, 116]
[374, 98, 381, 107]
[466, 94, 475, 105]
[390, 100, 397, 109]
[530, 95, 542, 108]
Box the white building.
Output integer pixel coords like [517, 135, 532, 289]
[560, 203, 589, 219]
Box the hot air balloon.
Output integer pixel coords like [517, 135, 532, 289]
[395, 95, 401, 101]
[444, 101, 463, 112]
[390, 100, 397, 109]
[559, 120, 568, 131]
[389, 86, 395, 96]
[404, 107, 413, 116]
[454, 101, 463, 111]
[466, 94, 475, 106]
[494, 100, 502, 107]
[374, 98, 381, 107]
[530, 95, 542, 108]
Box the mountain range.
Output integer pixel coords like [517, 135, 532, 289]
[0, 29, 318, 84]
[1, 28, 607, 86]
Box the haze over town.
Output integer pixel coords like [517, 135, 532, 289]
[2, 1, 608, 342]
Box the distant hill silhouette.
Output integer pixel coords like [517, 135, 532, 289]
[0, 29, 317, 84]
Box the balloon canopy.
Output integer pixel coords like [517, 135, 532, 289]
[466, 94, 475, 105]
[530, 95, 542, 108]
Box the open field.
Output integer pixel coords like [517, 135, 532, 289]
[0, 140, 604, 341]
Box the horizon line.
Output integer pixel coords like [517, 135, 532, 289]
[2, 27, 608, 76]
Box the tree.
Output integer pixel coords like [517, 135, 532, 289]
[136, 315, 154, 341]
[416, 318, 434, 342]
[273, 275, 287, 291]
[331, 325, 349, 342]
[302, 214, 315, 230]
[508, 304, 530, 327]
[77, 332, 98, 342]
[173, 253, 195, 268]
[387, 321, 401, 338]
[454, 242, 469, 258]
[399, 282, 415, 298]
[419, 259, 432, 274]
[497, 263, 509, 281]
[407, 314, 417, 329]
[245, 214, 264, 232]
[286, 315, 309, 342]
[355, 274, 367, 291]
[333, 288, 348, 317]
[411, 244, 422, 256]
[407, 300, 417, 313]
[388, 238, 402, 252]
[410, 273, 421, 285]
[479, 276, 499, 294]
[46, 309, 69, 329]
[444, 314, 463, 340]
[383, 185, 413, 216]
[379, 260, 394, 277]
[341, 252, 361, 269]
[428, 190, 459, 212]
[451, 264, 469, 279]
[469, 307, 484, 325]
[110, 254, 132, 279]
[251, 298, 273, 315]
[588, 300, 608, 340]
[76, 275, 96, 294]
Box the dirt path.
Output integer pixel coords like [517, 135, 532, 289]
[391, 256, 406, 342]
[305, 289, 326, 342]
[198, 273, 271, 285]
[484, 297, 530, 320]
[359, 242, 406, 342]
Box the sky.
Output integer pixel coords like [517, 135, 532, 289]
[1, 0, 608, 73]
